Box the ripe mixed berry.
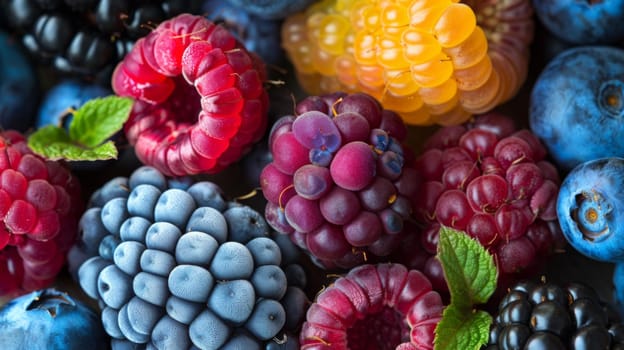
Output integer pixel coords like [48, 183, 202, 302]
[1, 1, 624, 349]
[261, 91, 419, 269]
[405, 113, 564, 291]
[0, 130, 82, 299]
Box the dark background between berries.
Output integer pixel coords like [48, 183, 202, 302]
[42, 19, 617, 314]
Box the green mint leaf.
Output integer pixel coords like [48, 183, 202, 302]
[69, 95, 133, 148]
[437, 226, 497, 308]
[434, 306, 492, 350]
[28, 126, 119, 161]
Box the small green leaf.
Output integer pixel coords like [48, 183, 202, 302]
[434, 305, 492, 350]
[28, 125, 119, 161]
[437, 226, 497, 308]
[69, 95, 133, 148]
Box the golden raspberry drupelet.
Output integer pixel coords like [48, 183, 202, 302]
[282, 0, 533, 126]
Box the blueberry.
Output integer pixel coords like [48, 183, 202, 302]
[186, 181, 227, 211]
[165, 296, 203, 325]
[126, 296, 163, 336]
[154, 189, 197, 228]
[99, 234, 121, 260]
[245, 299, 286, 340]
[208, 279, 256, 325]
[77, 207, 109, 253]
[132, 272, 169, 307]
[145, 222, 182, 252]
[98, 264, 133, 309]
[223, 0, 315, 20]
[185, 207, 229, 243]
[140, 249, 176, 276]
[175, 231, 219, 266]
[203, 1, 285, 64]
[246, 237, 282, 266]
[221, 331, 261, 350]
[189, 309, 231, 349]
[113, 241, 146, 276]
[530, 46, 624, 171]
[251, 265, 288, 299]
[117, 303, 150, 344]
[557, 157, 624, 262]
[0, 289, 109, 349]
[532, 0, 624, 44]
[0, 31, 38, 132]
[101, 306, 124, 339]
[223, 206, 269, 243]
[89, 177, 130, 207]
[127, 184, 161, 220]
[119, 216, 151, 242]
[150, 315, 192, 349]
[210, 242, 255, 280]
[281, 287, 309, 331]
[284, 264, 307, 288]
[36, 79, 112, 129]
[101, 197, 130, 234]
[128, 166, 167, 191]
[168, 265, 214, 303]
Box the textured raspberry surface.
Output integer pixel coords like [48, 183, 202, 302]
[400, 113, 564, 292]
[71, 166, 307, 349]
[113, 14, 269, 176]
[0, 130, 83, 299]
[261, 92, 419, 270]
[300, 263, 444, 349]
[281, 0, 533, 126]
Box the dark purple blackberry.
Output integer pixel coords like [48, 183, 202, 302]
[68, 165, 309, 349]
[485, 279, 624, 349]
[2, 0, 202, 83]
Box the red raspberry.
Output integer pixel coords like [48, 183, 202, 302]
[0, 130, 82, 299]
[399, 113, 564, 293]
[112, 14, 269, 176]
[300, 263, 445, 349]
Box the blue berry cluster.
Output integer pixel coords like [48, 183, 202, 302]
[68, 166, 308, 349]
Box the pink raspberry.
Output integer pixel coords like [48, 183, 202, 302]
[398, 113, 565, 293]
[300, 263, 445, 349]
[112, 14, 269, 176]
[0, 130, 82, 299]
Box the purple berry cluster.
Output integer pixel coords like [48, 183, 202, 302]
[260, 92, 419, 269]
[69, 166, 308, 349]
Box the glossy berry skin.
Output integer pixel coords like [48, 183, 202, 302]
[530, 46, 624, 172]
[224, 0, 316, 20]
[485, 279, 624, 350]
[113, 14, 269, 176]
[282, 0, 533, 126]
[300, 263, 445, 349]
[0, 288, 108, 349]
[70, 165, 308, 349]
[261, 92, 419, 270]
[36, 79, 112, 129]
[407, 113, 564, 293]
[0, 130, 83, 300]
[2, 0, 200, 82]
[202, 1, 284, 65]
[532, 0, 624, 45]
[0, 31, 38, 132]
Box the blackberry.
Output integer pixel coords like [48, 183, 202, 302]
[484, 279, 624, 349]
[2, 0, 202, 83]
[68, 165, 308, 349]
